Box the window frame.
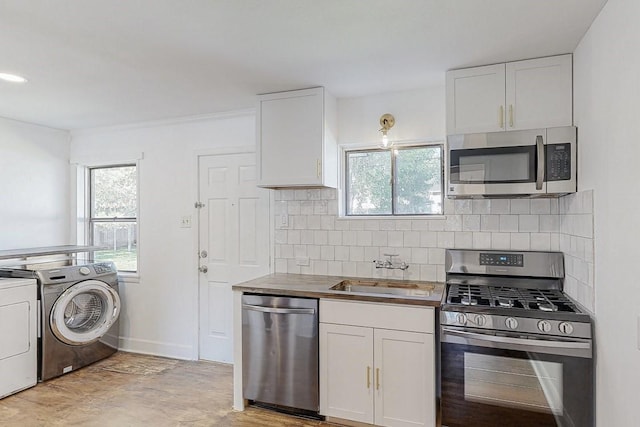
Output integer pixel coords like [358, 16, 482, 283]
[343, 142, 445, 217]
[88, 163, 139, 273]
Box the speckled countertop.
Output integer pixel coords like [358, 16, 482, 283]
[232, 273, 445, 307]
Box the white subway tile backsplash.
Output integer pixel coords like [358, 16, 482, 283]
[472, 232, 492, 249]
[437, 231, 455, 248]
[420, 231, 437, 248]
[388, 231, 404, 247]
[404, 231, 420, 247]
[411, 248, 429, 264]
[301, 230, 314, 245]
[510, 199, 530, 214]
[454, 199, 473, 214]
[489, 199, 509, 214]
[454, 232, 473, 249]
[334, 246, 350, 261]
[445, 215, 462, 231]
[510, 233, 531, 250]
[499, 215, 519, 232]
[519, 215, 539, 232]
[372, 231, 388, 247]
[272, 191, 595, 314]
[491, 233, 511, 250]
[463, 215, 481, 231]
[379, 219, 396, 230]
[349, 246, 364, 262]
[428, 220, 445, 231]
[473, 199, 492, 214]
[530, 199, 551, 214]
[356, 231, 373, 246]
[530, 233, 551, 251]
[481, 215, 500, 232]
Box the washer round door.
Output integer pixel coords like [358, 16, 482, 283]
[50, 280, 121, 346]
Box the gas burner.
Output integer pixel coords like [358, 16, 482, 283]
[461, 296, 477, 306]
[538, 302, 558, 312]
[497, 297, 514, 308]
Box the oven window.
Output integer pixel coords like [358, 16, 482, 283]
[464, 353, 563, 415]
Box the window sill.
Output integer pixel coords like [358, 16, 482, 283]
[337, 215, 447, 221]
[117, 272, 140, 284]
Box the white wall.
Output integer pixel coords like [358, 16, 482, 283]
[0, 117, 70, 249]
[573, 0, 640, 424]
[70, 112, 256, 359]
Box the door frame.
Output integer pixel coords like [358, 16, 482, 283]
[191, 146, 274, 361]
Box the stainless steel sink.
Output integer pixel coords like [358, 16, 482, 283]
[329, 280, 434, 298]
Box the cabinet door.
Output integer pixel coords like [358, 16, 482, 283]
[258, 88, 324, 187]
[374, 329, 434, 427]
[506, 54, 572, 130]
[446, 63, 506, 135]
[320, 323, 374, 423]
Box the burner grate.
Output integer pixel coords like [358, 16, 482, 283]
[446, 284, 579, 313]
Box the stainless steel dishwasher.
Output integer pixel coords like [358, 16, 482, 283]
[242, 294, 319, 415]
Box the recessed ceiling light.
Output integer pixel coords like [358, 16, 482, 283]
[0, 73, 28, 83]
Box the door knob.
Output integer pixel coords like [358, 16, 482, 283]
[199, 265, 208, 273]
[200, 250, 208, 258]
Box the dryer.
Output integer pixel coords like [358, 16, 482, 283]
[1, 261, 121, 381]
[0, 278, 37, 398]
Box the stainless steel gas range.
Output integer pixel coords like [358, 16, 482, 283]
[440, 249, 593, 427]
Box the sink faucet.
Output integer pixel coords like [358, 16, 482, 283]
[373, 254, 409, 270]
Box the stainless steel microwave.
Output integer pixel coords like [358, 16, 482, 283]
[447, 126, 576, 198]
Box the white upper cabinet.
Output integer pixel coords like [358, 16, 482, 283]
[446, 63, 506, 134]
[257, 87, 337, 188]
[446, 54, 572, 135]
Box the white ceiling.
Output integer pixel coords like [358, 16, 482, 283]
[0, 0, 607, 130]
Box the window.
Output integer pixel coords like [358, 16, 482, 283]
[89, 165, 138, 272]
[345, 145, 443, 216]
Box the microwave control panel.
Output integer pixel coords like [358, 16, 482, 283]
[546, 143, 571, 181]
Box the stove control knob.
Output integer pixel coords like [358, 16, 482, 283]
[558, 322, 574, 335]
[79, 266, 91, 276]
[474, 314, 486, 327]
[505, 317, 519, 330]
[537, 320, 552, 333]
[456, 313, 467, 325]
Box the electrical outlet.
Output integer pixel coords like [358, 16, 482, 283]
[279, 212, 289, 228]
[180, 215, 192, 228]
[296, 257, 310, 266]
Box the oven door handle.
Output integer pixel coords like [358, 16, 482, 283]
[442, 327, 591, 351]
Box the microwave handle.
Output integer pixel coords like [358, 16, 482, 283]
[536, 135, 544, 190]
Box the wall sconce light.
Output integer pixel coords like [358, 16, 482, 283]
[379, 113, 395, 148]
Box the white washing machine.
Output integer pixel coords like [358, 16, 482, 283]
[0, 278, 37, 399]
[1, 261, 121, 381]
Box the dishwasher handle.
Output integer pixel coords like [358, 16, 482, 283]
[242, 304, 315, 315]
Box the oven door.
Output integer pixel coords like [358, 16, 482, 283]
[447, 128, 546, 197]
[440, 326, 593, 427]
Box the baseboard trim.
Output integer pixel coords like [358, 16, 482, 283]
[118, 336, 194, 360]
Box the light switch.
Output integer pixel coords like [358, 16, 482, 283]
[279, 212, 289, 228]
[181, 215, 192, 228]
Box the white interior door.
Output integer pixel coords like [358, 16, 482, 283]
[198, 152, 270, 362]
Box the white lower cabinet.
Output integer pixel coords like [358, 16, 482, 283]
[319, 300, 435, 427]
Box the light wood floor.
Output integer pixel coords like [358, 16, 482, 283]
[0, 352, 335, 426]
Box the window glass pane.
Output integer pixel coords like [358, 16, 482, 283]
[91, 166, 137, 218]
[395, 146, 443, 215]
[347, 151, 391, 215]
[92, 222, 138, 272]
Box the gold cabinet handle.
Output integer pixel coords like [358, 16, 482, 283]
[509, 104, 514, 128]
[376, 368, 380, 390]
[499, 105, 504, 128]
[367, 366, 371, 389]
